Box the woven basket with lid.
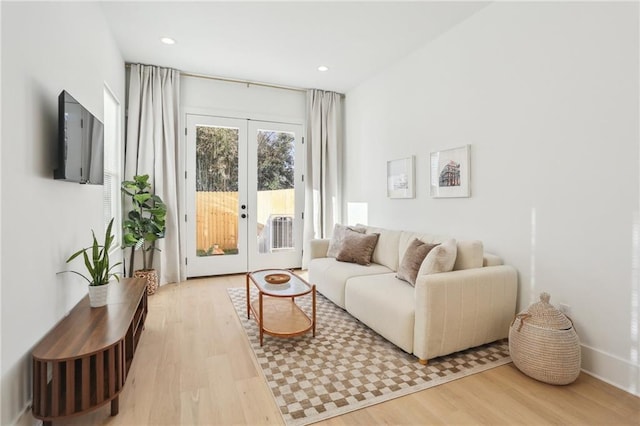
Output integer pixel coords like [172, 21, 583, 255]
[509, 292, 581, 385]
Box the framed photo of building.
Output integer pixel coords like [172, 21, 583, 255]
[387, 156, 415, 199]
[430, 145, 470, 198]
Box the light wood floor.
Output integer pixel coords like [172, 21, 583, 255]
[67, 274, 639, 425]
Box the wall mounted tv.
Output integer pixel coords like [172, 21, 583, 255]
[54, 90, 104, 184]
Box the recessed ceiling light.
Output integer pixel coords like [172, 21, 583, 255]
[317, 65, 329, 72]
[161, 37, 176, 45]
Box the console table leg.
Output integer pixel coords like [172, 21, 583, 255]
[111, 396, 119, 416]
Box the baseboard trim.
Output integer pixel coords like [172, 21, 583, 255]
[12, 400, 36, 426]
[580, 343, 639, 396]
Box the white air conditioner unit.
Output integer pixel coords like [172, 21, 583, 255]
[269, 215, 294, 252]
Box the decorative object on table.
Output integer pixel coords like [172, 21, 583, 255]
[264, 273, 291, 284]
[509, 292, 581, 385]
[430, 145, 470, 198]
[228, 287, 511, 426]
[64, 218, 121, 307]
[387, 156, 415, 199]
[121, 174, 167, 295]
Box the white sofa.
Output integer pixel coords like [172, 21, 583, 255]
[308, 225, 518, 364]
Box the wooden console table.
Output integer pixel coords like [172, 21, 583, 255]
[32, 278, 147, 425]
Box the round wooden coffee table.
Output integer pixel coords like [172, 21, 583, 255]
[246, 269, 316, 346]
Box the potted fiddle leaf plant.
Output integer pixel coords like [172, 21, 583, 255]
[121, 174, 167, 295]
[65, 218, 121, 307]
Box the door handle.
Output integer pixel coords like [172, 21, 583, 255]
[241, 213, 247, 219]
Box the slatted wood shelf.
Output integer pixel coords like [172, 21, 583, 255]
[32, 278, 147, 425]
[250, 297, 313, 335]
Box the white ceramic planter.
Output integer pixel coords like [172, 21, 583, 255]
[88, 282, 110, 308]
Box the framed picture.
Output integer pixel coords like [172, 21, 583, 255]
[387, 156, 415, 199]
[430, 145, 470, 198]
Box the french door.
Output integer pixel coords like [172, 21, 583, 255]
[185, 114, 304, 277]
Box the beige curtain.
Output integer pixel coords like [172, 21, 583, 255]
[125, 64, 183, 284]
[302, 89, 343, 268]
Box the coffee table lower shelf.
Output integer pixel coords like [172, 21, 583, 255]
[249, 297, 314, 344]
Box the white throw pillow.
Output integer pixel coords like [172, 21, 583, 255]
[417, 238, 457, 275]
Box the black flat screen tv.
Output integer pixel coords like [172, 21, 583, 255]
[54, 90, 104, 184]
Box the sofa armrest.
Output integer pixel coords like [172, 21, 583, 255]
[309, 239, 331, 260]
[413, 265, 518, 361]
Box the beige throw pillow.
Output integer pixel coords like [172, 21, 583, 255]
[418, 238, 457, 276]
[396, 239, 439, 285]
[336, 230, 380, 265]
[327, 224, 366, 258]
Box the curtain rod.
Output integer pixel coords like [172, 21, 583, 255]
[125, 63, 307, 93]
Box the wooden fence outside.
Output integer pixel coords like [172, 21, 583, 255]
[195, 189, 295, 253]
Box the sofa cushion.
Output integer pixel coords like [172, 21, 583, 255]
[360, 225, 402, 271]
[345, 273, 415, 353]
[396, 239, 439, 285]
[399, 231, 447, 257]
[326, 224, 366, 258]
[308, 257, 393, 309]
[453, 240, 484, 270]
[483, 252, 504, 267]
[336, 231, 379, 265]
[418, 238, 457, 275]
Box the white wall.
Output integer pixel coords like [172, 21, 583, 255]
[0, 3, 125, 424]
[181, 75, 306, 123]
[344, 2, 639, 394]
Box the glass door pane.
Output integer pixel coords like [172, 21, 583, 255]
[256, 129, 295, 253]
[195, 125, 239, 257]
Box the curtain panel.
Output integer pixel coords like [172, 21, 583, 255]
[125, 64, 184, 284]
[302, 89, 343, 268]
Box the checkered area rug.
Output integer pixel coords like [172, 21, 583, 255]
[228, 287, 511, 426]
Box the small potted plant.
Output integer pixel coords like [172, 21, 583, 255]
[65, 218, 121, 307]
[121, 174, 167, 295]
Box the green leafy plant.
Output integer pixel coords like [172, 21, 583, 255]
[121, 174, 167, 275]
[197, 247, 215, 257]
[65, 218, 121, 286]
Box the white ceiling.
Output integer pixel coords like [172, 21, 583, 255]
[101, 1, 488, 93]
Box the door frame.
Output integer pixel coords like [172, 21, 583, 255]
[182, 108, 305, 278]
